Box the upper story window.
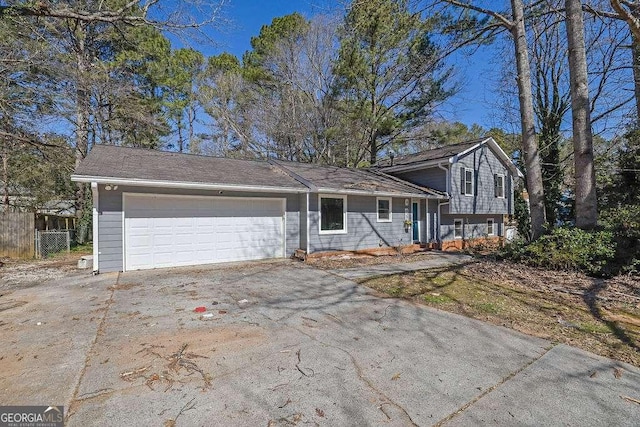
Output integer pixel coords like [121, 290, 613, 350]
[319, 195, 347, 234]
[376, 197, 392, 222]
[461, 167, 474, 196]
[494, 174, 505, 198]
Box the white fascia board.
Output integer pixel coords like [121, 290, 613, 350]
[486, 138, 526, 178]
[379, 159, 445, 173]
[315, 187, 429, 199]
[449, 140, 486, 163]
[70, 175, 308, 194]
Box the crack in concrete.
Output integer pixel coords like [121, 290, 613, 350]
[65, 273, 120, 423]
[291, 325, 419, 426]
[433, 343, 557, 426]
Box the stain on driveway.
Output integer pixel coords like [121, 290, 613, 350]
[0, 260, 638, 426]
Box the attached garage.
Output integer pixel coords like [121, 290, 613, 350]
[124, 194, 286, 271]
[72, 144, 435, 273]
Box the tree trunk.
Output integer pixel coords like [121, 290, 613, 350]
[632, 33, 640, 122]
[511, 0, 547, 239]
[74, 22, 91, 243]
[2, 141, 9, 209]
[369, 133, 378, 165]
[177, 115, 184, 153]
[566, 0, 598, 229]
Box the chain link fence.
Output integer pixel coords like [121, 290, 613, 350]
[35, 230, 74, 258]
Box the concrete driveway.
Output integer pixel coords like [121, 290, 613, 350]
[0, 260, 638, 426]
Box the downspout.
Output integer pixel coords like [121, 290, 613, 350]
[269, 159, 315, 257]
[306, 192, 310, 255]
[437, 200, 449, 244]
[438, 162, 451, 195]
[437, 163, 451, 245]
[91, 182, 99, 273]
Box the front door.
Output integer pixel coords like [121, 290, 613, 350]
[411, 201, 419, 243]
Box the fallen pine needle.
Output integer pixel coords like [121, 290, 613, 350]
[621, 395, 640, 405]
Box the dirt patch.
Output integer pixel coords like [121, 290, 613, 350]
[361, 260, 640, 367]
[108, 282, 141, 291]
[0, 299, 28, 312]
[306, 252, 437, 270]
[0, 256, 86, 291]
[106, 326, 266, 392]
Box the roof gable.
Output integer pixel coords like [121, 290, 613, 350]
[377, 137, 523, 178]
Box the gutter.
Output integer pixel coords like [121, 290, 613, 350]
[70, 175, 308, 194]
[377, 158, 450, 174]
[315, 188, 426, 199]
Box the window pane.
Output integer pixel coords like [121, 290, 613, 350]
[495, 175, 504, 198]
[487, 220, 494, 234]
[378, 199, 390, 220]
[321, 198, 344, 231]
[454, 220, 462, 238]
[465, 170, 473, 195]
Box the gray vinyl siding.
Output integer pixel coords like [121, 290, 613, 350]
[308, 194, 414, 252]
[97, 190, 124, 273]
[449, 146, 514, 215]
[427, 199, 440, 242]
[96, 185, 301, 273]
[299, 193, 308, 251]
[440, 215, 503, 241]
[394, 168, 447, 192]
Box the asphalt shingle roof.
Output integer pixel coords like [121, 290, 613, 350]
[74, 145, 442, 196]
[272, 160, 429, 195]
[73, 145, 307, 190]
[376, 139, 485, 169]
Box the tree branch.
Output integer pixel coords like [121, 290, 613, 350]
[609, 0, 640, 40]
[440, 0, 514, 29]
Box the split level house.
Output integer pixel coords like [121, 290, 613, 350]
[71, 137, 522, 273]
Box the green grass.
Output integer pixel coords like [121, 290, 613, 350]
[423, 293, 453, 304]
[576, 322, 613, 334]
[70, 242, 93, 253]
[474, 302, 500, 314]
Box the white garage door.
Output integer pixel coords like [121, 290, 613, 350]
[124, 194, 285, 271]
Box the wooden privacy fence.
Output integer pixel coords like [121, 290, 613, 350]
[0, 212, 35, 258]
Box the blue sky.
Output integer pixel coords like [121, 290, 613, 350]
[181, 0, 501, 131]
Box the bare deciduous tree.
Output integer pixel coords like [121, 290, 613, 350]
[442, 0, 547, 239]
[566, 0, 598, 228]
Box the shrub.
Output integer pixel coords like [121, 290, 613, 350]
[500, 227, 616, 277]
[600, 205, 640, 275]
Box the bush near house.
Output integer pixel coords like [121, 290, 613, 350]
[499, 205, 640, 277]
[600, 205, 640, 275]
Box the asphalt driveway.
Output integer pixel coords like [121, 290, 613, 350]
[0, 260, 638, 426]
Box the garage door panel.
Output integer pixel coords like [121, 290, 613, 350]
[124, 195, 285, 271]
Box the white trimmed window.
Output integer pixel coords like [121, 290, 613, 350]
[319, 195, 347, 234]
[454, 219, 463, 239]
[376, 197, 392, 222]
[487, 218, 495, 236]
[461, 167, 474, 196]
[494, 174, 505, 198]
